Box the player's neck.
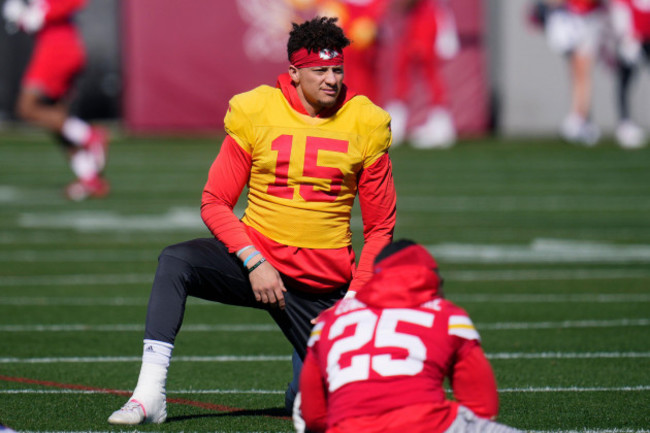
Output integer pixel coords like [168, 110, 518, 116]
[295, 88, 321, 117]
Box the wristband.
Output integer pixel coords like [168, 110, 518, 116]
[236, 245, 254, 258]
[247, 257, 266, 274]
[243, 251, 260, 267]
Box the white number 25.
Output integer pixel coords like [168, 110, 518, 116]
[326, 308, 434, 391]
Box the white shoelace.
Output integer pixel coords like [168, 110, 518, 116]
[120, 400, 143, 412]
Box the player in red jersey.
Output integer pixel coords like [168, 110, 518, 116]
[295, 240, 523, 433]
[315, 0, 389, 104]
[2, 0, 109, 200]
[610, 0, 650, 148]
[541, 0, 607, 146]
[384, 0, 458, 149]
[107, 16, 396, 425]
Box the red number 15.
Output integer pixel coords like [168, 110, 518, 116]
[267, 135, 349, 202]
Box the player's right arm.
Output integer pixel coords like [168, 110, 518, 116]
[201, 135, 254, 251]
[201, 135, 287, 308]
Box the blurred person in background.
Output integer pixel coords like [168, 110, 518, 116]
[315, 0, 389, 105]
[2, 0, 109, 200]
[293, 240, 523, 433]
[536, 0, 608, 146]
[107, 16, 396, 425]
[610, 0, 649, 149]
[384, 0, 459, 149]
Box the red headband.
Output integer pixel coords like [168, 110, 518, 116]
[290, 47, 344, 69]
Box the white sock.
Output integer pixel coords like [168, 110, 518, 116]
[61, 117, 92, 147]
[69, 150, 98, 181]
[132, 341, 173, 401]
[142, 339, 173, 367]
[132, 363, 168, 402]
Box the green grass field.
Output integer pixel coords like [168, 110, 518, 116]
[0, 130, 648, 432]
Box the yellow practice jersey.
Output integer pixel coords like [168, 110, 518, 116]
[224, 84, 392, 249]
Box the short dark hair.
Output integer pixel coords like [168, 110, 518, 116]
[287, 16, 351, 62]
[375, 239, 445, 294]
[374, 239, 417, 264]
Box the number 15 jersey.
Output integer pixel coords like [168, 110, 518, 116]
[224, 75, 392, 249]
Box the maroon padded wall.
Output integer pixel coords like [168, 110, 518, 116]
[122, 0, 488, 134]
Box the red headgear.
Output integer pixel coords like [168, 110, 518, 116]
[290, 47, 344, 68]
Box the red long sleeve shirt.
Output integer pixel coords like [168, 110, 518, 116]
[201, 74, 396, 292]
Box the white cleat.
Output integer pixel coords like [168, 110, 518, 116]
[410, 107, 456, 149]
[560, 113, 600, 147]
[385, 100, 408, 146]
[616, 121, 647, 149]
[108, 398, 167, 425]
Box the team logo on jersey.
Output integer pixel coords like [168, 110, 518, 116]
[319, 49, 340, 60]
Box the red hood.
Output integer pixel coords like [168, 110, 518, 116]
[356, 243, 442, 308]
[276, 73, 355, 118]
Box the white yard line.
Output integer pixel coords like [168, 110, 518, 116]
[5, 240, 650, 263]
[0, 355, 291, 363]
[0, 250, 156, 262]
[451, 294, 650, 303]
[1, 428, 640, 432]
[18, 208, 204, 232]
[478, 318, 650, 330]
[1, 293, 649, 306]
[0, 324, 277, 332]
[0, 297, 213, 306]
[425, 239, 650, 264]
[14, 431, 281, 433]
[488, 352, 650, 359]
[398, 196, 650, 212]
[0, 274, 152, 286]
[449, 269, 650, 281]
[499, 386, 650, 392]
[6, 431, 283, 433]
[0, 388, 284, 395]
[530, 430, 650, 433]
[1, 352, 648, 364]
[0, 386, 647, 395]
[0, 319, 647, 333]
[1, 268, 649, 288]
[13, 431, 647, 433]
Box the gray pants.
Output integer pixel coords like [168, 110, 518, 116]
[444, 406, 524, 433]
[144, 238, 347, 359]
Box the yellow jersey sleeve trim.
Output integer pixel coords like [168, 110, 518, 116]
[308, 321, 325, 347]
[449, 315, 481, 341]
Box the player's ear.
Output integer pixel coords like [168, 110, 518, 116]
[288, 65, 300, 84]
